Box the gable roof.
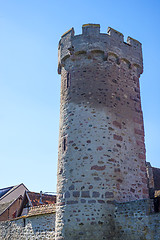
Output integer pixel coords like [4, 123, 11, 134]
[0, 184, 57, 220]
[17, 191, 56, 218]
[0, 183, 28, 203]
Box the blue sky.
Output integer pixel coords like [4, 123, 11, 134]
[0, 0, 160, 193]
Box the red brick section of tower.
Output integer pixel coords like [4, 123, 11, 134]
[55, 24, 149, 240]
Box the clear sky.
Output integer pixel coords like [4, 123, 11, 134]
[0, 0, 160, 193]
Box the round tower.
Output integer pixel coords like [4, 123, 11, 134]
[55, 24, 149, 239]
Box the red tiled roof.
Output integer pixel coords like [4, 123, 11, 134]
[27, 192, 56, 207]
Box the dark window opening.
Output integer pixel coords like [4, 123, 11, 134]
[8, 208, 9, 219]
[23, 218, 26, 227]
[67, 73, 71, 88]
[154, 197, 160, 213]
[63, 137, 67, 152]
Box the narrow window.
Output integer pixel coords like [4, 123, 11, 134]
[23, 218, 26, 227]
[8, 208, 9, 219]
[63, 137, 67, 152]
[67, 73, 71, 88]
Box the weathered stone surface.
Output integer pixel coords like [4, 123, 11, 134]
[0, 213, 55, 240]
[55, 24, 149, 240]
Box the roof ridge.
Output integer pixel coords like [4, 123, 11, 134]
[0, 183, 28, 202]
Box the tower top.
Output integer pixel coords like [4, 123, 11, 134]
[58, 24, 143, 75]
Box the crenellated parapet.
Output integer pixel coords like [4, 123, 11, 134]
[58, 24, 143, 74]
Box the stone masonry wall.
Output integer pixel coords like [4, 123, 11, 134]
[55, 24, 149, 239]
[1, 200, 160, 240]
[0, 213, 55, 240]
[114, 199, 160, 240]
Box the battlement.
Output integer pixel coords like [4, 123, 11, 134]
[107, 27, 124, 42]
[82, 24, 100, 35]
[58, 24, 143, 74]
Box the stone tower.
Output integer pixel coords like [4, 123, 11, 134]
[55, 24, 149, 239]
